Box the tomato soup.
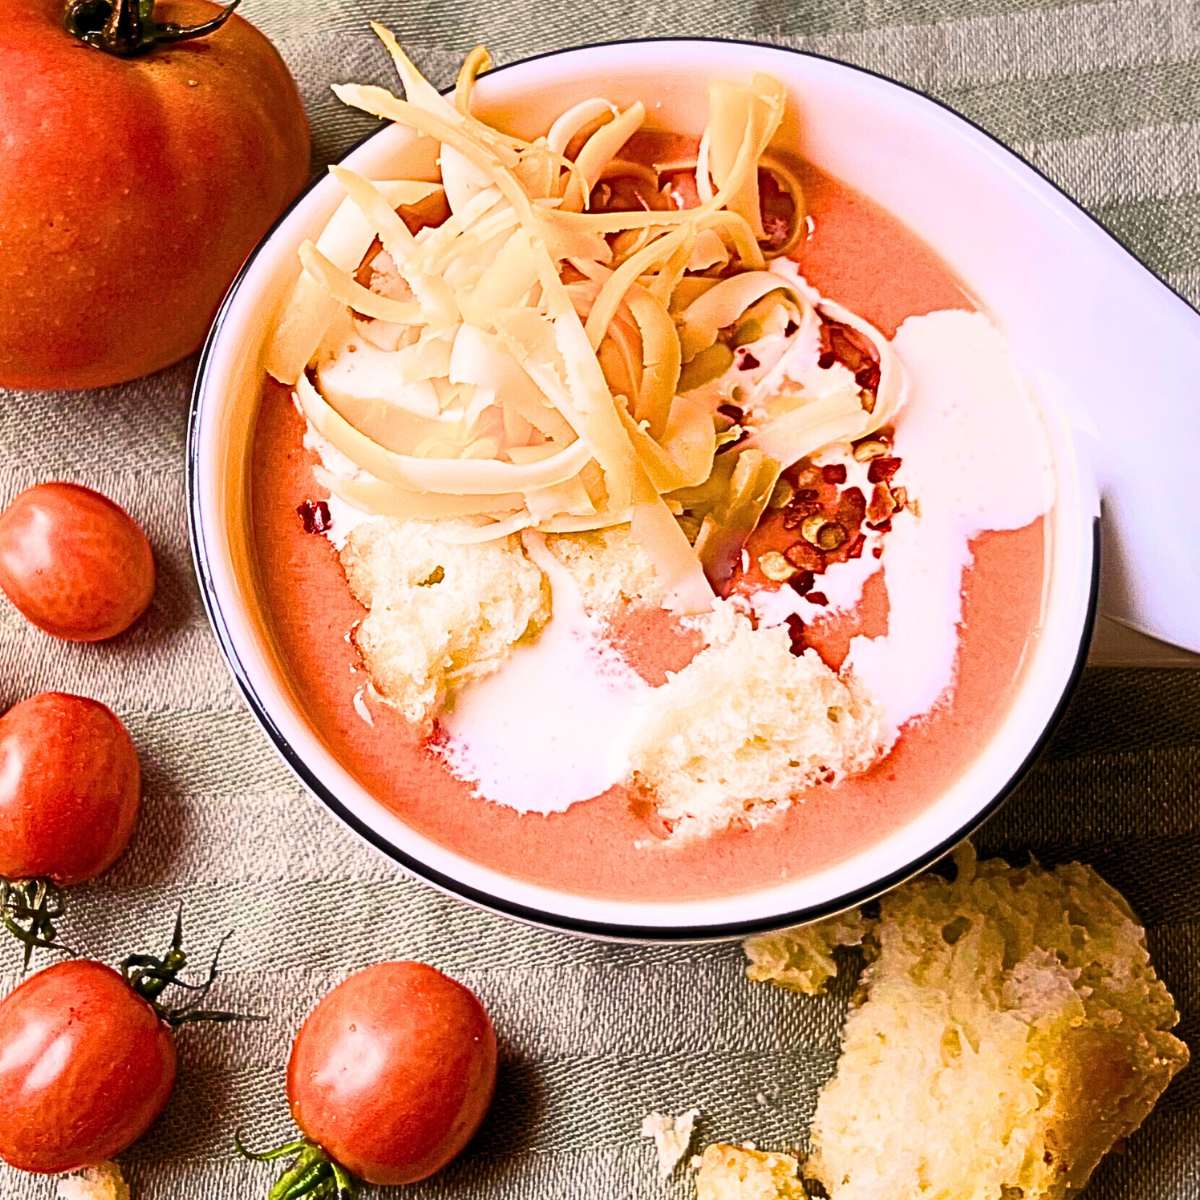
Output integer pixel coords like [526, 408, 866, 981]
[249, 161, 1046, 902]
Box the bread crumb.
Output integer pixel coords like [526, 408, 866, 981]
[694, 1144, 807, 1199]
[546, 526, 663, 612]
[629, 603, 883, 840]
[340, 518, 550, 730]
[56, 1162, 130, 1200]
[642, 1108, 701, 1178]
[809, 844, 1190, 1199]
[744, 909, 871, 995]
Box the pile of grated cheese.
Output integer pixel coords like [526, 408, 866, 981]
[266, 26, 904, 612]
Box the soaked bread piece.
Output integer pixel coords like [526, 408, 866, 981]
[630, 604, 883, 841]
[695, 1144, 807, 1200]
[808, 845, 1189, 1200]
[340, 518, 550, 731]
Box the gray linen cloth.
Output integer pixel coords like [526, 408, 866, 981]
[0, 0, 1197, 1195]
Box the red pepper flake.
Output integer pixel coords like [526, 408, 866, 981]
[788, 569, 815, 596]
[872, 546, 883, 559]
[784, 319, 799, 337]
[867, 518, 892, 533]
[806, 591, 829, 607]
[784, 540, 824, 572]
[785, 613, 806, 655]
[782, 503, 819, 528]
[793, 487, 819, 503]
[736, 349, 761, 370]
[821, 463, 847, 485]
[867, 456, 902, 484]
[836, 486, 867, 526]
[717, 403, 745, 422]
[855, 362, 881, 392]
[297, 499, 332, 534]
[847, 533, 866, 560]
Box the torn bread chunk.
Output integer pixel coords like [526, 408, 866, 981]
[744, 909, 870, 995]
[56, 1162, 130, 1200]
[340, 518, 550, 730]
[808, 845, 1189, 1200]
[695, 1144, 807, 1200]
[546, 526, 664, 613]
[642, 1108, 700, 1178]
[629, 604, 883, 840]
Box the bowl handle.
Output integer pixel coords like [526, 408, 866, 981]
[1079, 262, 1200, 655]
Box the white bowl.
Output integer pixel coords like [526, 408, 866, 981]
[189, 37, 1196, 941]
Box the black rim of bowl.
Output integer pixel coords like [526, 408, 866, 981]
[187, 35, 1116, 943]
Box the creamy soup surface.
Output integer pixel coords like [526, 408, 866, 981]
[250, 152, 1047, 902]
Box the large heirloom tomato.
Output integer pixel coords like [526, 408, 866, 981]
[0, 0, 310, 389]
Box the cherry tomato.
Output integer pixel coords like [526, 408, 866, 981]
[0, 483, 155, 641]
[287, 962, 498, 1185]
[0, 692, 141, 885]
[0, 0, 309, 389]
[0, 960, 176, 1174]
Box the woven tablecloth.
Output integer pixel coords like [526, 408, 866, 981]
[1, 1, 1198, 1196]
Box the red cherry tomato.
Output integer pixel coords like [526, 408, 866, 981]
[0, 960, 176, 1174]
[0, 692, 141, 885]
[0, 482, 155, 641]
[287, 962, 497, 1185]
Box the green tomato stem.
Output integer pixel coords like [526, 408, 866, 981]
[121, 906, 263, 1027]
[63, 0, 242, 58]
[0, 878, 74, 972]
[236, 1134, 359, 1200]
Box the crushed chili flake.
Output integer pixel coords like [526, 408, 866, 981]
[846, 532, 866, 560]
[867, 518, 892, 533]
[855, 362, 881, 392]
[837, 486, 867, 526]
[793, 487, 819, 503]
[867, 456, 902, 484]
[736, 349, 761, 370]
[821, 463, 847, 485]
[867, 481, 897, 525]
[789, 569, 815, 596]
[784, 539, 825, 572]
[806, 591, 829, 607]
[784, 319, 799, 337]
[717, 403, 745, 422]
[785, 613, 806, 656]
[872, 546, 883, 559]
[782, 503, 819, 528]
[297, 499, 332, 535]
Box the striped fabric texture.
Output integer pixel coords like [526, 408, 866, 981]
[0, 1, 1196, 1196]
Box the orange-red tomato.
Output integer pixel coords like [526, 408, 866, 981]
[0, 0, 309, 389]
[287, 962, 498, 1185]
[0, 960, 176, 1173]
[0, 482, 155, 641]
[0, 692, 141, 885]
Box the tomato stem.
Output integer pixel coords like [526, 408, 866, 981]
[236, 1132, 359, 1199]
[0, 878, 74, 971]
[63, 0, 241, 58]
[121, 906, 263, 1027]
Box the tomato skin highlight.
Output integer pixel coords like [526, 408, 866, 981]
[0, 692, 141, 885]
[287, 962, 498, 1185]
[0, 482, 155, 641]
[0, 960, 176, 1174]
[0, 1, 310, 390]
